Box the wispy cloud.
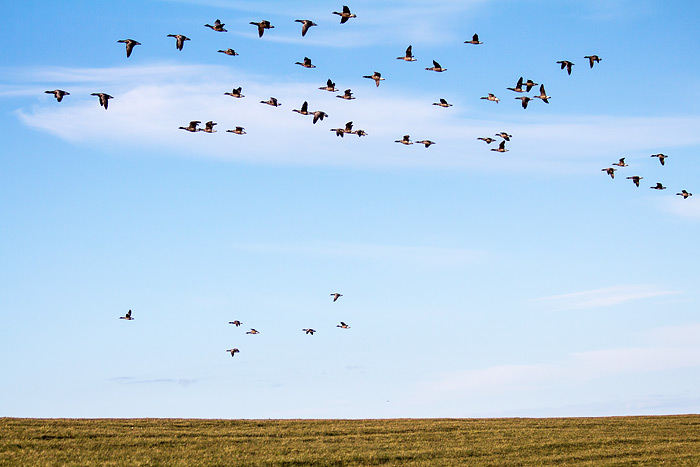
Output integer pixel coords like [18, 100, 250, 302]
[532, 285, 680, 311]
[110, 376, 199, 386]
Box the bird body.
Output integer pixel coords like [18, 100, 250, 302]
[532, 84, 550, 103]
[45, 89, 69, 102]
[202, 121, 217, 133]
[507, 77, 525, 93]
[515, 96, 532, 109]
[337, 322, 350, 329]
[612, 158, 628, 167]
[397, 45, 416, 61]
[303, 328, 316, 335]
[229, 320, 242, 326]
[246, 328, 260, 334]
[584, 55, 601, 68]
[524, 79, 538, 92]
[295, 19, 317, 36]
[179, 120, 201, 132]
[651, 153, 668, 165]
[333, 5, 356, 23]
[120, 310, 134, 320]
[218, 48, 238, 56]
[416, 140, 435, 147]
[651, 182, 666, 190]
[117, 39, 140, 57]
[496, 132, 512, 141]
[293, 101, 310, 115]
[627, 176, 643, 187]
[205, 19, 227, 32]
[261, 97, 280, 106]
[250, 20, 274, 37]
[425, 60, 446, 72]
[478, 137, 496, 144]
[557, 60, 574, 75]
[491, 140, 508, 152]
[167, 34, 190, 50]
[296, 57, 315, 68]
[433, 98, 452, 107]
[395, 135, 412, 145]
[677, 190, 693, 199]
[480, 93, 499, 103]
[226, 348, 240, 357]
[312, 110, 328, 124]
[91, 92, 113, 109]
[464, 33, 482, 44]
[602, 167, 616, 179]
[226, 126, 246, 134]
[331, 293, 343, 302]
[224, 87, 244, 98]
[337, 89, 355, 100]
[363, 72, 384, 86]
[319, 79, 337, 92]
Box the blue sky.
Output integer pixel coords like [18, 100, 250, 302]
[2, 0, 700, 418]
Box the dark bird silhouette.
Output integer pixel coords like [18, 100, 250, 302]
[480, 93, 499, 103]
[295, 19, 317, 36]
[478, 137, 497, 144]
[91, 92, 113, 109]
[224, 87, 244, 98]
[179, 120, 201, 132]
[333, 5, 356, 23]
[228, 320, 242, 326]
[612, 158, 628, 167]
[45, 89, 69, 102]
[312, 110, 328, 124]
[167, 34, 190, 50]
[218, 48, 239, 56]
[584, 55, 601, 68]
[507, 77, 525, 93]
[425, 60, 446, 72]
[395, 135, 412, 145]
[627, 175, 643, 187]
[397, 45, 416, 61]
[496, 132, 512, 141]
[651, 182, 666, 190]
[331, 293, 343, 302]
[250, 20, 274, 37]
[337, 89, 355, 100]
[557, 60, 574, 75]
[319, 79, 337, 92]
[677, 190, 693, 199]
[515, 96, 532, 109]
[602, 167, 616, 179]
[532, 84, 550, 103]
[433, 98, 452, 107]
[295, 57, 316, 68]
[302, 328, 316, 335]
[464, 33, 482, 44]
[205, 19, 227, 32]
[293, 101, 310, 115]
[117, 39, 140, 58]
[120, 310, 134, 320]
[651, 153, 668, 165]
[524, 79, 538, 92]
[226, 348, 240, 357]
[491, 140, 508, 152]
[260, 97, 280, 107]
[202, 121, 217, 133]
[363, 71, 384, 87]
[416, 140, 435, 148]
[226, 126, 246, 135]
[337, 322, 350, 329]
[246, 328, 260, 334]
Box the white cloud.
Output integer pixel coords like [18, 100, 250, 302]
[532, 285, 680, 311]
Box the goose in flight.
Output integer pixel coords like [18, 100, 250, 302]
[228, 320, 242, 326]
[226, 126, 246, 135]
[202, 121, 217, 133]
[331, 293, 343, 302]
[397, 45, 416, 61]
[395, 135, 412, 145]
[433, 98, 452, 107]
[260, 97, 281, 107]
[480, 93, 499, 103]
[425, 60, 446, 72]
[602, 167, 616, 179]
[295, 57, 316, 68]
[205, 19, 227, 32]
[224, 87, 244, 98]
[312, 110, 328, 124]
[464, 33, 483, 45]
[91, 92, 113, 109]
[496, 132, 512, 141]
[246, 328, 260, 334]
[167, 34, 190, 50]
[319, 79, 337, 92]
[627, 175, 643, 187]
[677, 190, 693, 199]
[45, 89, 69, 102]
[179, 120, 201, 132]
[507, 77, 525, 93]
[532, 84, 550, 103]
[302, 328, 316, 335]
[650, 182, 666, 190]
[218, 48, 239, 56]
[416, 140, 436, 148]
[250, 20, 274, 37]
[557, 60, 574, 75]
[515, 96, 532, 109]
[584, 55, 601, 68]
[333, 5, 356, 23]
[295, 19, 317, 36]
[226, 348, 240, 357]
[363, 71, 384, 87]
[117, 39, 140, 58]
[293, 101, 310, 115]
[524, 79, 538, 92]
[337, 322, 350, 329]
[651, 153, 668, 165]
[120, 310, 134, 320]
[478, 137, 497, 144]
[491, 140, 508, 152]
[612, 158, 628, 167]
[337, 89, 355, 100]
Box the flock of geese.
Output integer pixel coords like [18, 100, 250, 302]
[43, 5, 694, 358]
[119, 293, 348, 358]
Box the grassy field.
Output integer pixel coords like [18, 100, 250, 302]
[3, 416, 700, 466]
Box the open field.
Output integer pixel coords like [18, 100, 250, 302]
[3, 416, 700, 466]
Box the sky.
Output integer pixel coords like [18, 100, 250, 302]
[2, 0, 700, 419]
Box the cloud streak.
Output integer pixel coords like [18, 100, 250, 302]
[532, 285, 680, 311]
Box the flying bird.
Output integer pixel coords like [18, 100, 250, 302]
[363, 71, 384, 87]
[557, 60, 574, 75]
[205, 19, 227, 32]
[202, 121, 217, 133]
[331, 293, 343, 302]
[224, 87, 244, 98]
[218, 49, 239, 56]
[352, 129, 368, 137]
[677, 190, 693, 199]
[464, 33, 483, 45]
[293, 101, 310, 115]
[312, 110, 328, 124]
[480, 93, 499, 103]
[416, 140, 436, 148]
[612, 158, 628, 167]
[333, 5, 356, 23]
[295, 19, 317, 36]
[425, 60, 446, 72]
[584, 55, 601, 68]
[491, 140, 508, 152]
[337, 322, 350, 329]
[524, 79, 538, 92]
[295, 57, 316, 68]
[226, 126, 246, 135]
[627, 175, 643, 187]
[119, 310, 134, 320]
[117, 39, 140, 58]
[246, 328, 260, 334]
[433, 98, 452, 107]
[337, 89, 355, 100]
[397, 45, 416, 61]
[260, 97, 281, 107]
[226, 348, 240, 357]
[179, 120, 201, 132]
[319, 79, 337, 92]
[478, 137, 497, 144]
[651, 153, 668, 165]
[650, 182, 666, 190]
[250, 20, 274, 37]
[395, 135, 412, 145]
[532, 84, 551, 103]
[91, 92, 113, 109]
[496, 132, 512, 141]
[507, 77, 525, 93]
[302, 328, 316, 335]
[45, 89, 69, 102]
[602, 167, 617, 179]
[515, 96, 532, 109]
[228, 320, 242, 326]
[167, 34, 190, 51]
